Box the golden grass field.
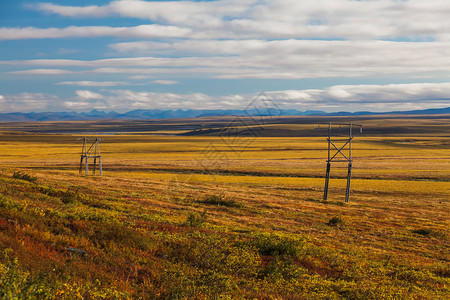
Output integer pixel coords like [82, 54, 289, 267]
[0, 116, 448, 299]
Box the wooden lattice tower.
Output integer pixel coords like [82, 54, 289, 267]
[318, 123, 362, 202]
[79, 137, 103, 175]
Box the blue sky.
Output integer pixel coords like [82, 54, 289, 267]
[1, 0, 450, 113]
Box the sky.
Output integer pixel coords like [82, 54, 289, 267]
[1, 0, 450, 113]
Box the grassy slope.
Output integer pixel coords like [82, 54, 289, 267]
[0, 122, 449, 299]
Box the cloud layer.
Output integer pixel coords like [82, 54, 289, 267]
[5, 39, 450, 80]
[1, 82, 449, 112]
[0, 25, 190, 41]
[27, 0, 450, 41]
[1, 0, 450, 112]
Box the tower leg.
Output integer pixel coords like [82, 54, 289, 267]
[79, 156, 84, 174]
[323, 162, 331, 201]
[345, 162, 352, 203]
[85, 157, 89, 175]
[99, 157, 103, 175]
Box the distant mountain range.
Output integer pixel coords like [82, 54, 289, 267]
[0, 107, 448, 122]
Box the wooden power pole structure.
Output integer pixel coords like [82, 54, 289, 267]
[79, 137, 103, 175]
[318, 123, 362, 203]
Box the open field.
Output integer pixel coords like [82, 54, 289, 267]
[0, 116, 449, 299]
[1, 114, 449, 136]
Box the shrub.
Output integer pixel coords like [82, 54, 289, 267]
[166, 232, 260, 278]
[250, 233, 300, 257]
[92, 221, 151, 250]
[61, 189, 79, 204]
[327, 216, 345, 227]
[431, 263, 450, 278]
[195, 270, 237, 297]
[199, 194, 243, 208]
[0, 249, 130, 299]
[259, 256, 304, 280]
[12, 171, 37, 183]
[0, 249, 52, 299]
[184, 209, 208, 227]
[155, 269, 193, 299]
[412, 228, 433, 236]
[305, 198, 320, 202]
[0, 195, 25, 211]
[412, 228, 445, 239]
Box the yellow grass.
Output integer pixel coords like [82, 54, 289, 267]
[0, 130, 448, 298]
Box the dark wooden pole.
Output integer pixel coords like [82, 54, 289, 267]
[79, 157, 83, 174]
[323, 162, 331, 200]
[80, 137, 86, 174]
[345, 162, 352, 203]
[323, 122, 331, 201]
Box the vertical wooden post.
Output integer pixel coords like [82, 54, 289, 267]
[327, 122, 331, 161]
[80, 137, 86, 174]
[323, 162, 331, 200]
[345, 162, 352, 203]
[349, 123, 353, 161]
[323, 122, 331, 201]
[345, 123, 353, 202]
[97, 138, 103, 175]
[79, 157, 84, 174]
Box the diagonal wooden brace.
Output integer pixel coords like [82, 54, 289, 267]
[328, 138, 351, 162]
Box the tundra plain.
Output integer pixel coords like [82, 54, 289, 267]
[0, 115, 449, 299]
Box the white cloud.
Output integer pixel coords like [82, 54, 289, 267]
[0, 24, 190, 41]
[128, 75, 153, 80]
[76, 90, 104, 100]
[26, 0, 450, 41]
[1, 82, 449, 113]
[0, 93, 64, 112]
[63, 101, 93, 109]
[58, 81, 128, 87]
[4, 0, 449, 85]
[105, 89, 248, 110]
[27, 3, 111, 18]
[31, 0, 252, 29]
[152, 80, 179, 85]
[6, 39, 450, 80]
[10, 69, 75, 75]
[75, 83, 450, 112]
[267, 82, 450, 111]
